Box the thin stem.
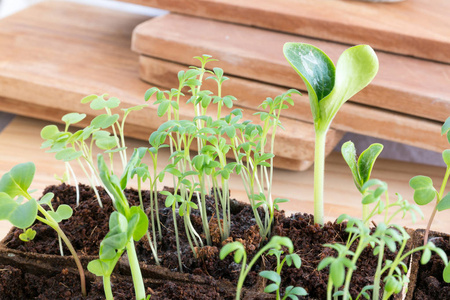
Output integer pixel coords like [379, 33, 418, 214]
[372, 240, 385, 300]
[36, 209, 86, 297]
[314, 129, 327, 225]
[103, 275, 114, 300]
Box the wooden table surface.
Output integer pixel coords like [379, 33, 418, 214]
[1, 116, 449, 239]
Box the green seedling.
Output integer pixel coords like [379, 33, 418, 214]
[89, 155, 149, 300]
[409, 118, 450, 246]
[220, 236, 298, 300]
[341, 141, 384, 224]
[0, 162, 86, 296]
[260, 248, 307, 300]
[284, 43, 379, 225]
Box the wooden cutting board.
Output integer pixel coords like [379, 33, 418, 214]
[132, 13, 450, 122]
[139, 56, 448, 153]
[0, 1, 343, 171]
[124, 0, 450, 63]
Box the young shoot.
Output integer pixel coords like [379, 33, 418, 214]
[341, 141, 384, 225]
[219, 236, 296, 300]
[284, 43, 379, 225]
[260, 248, 307, 300]
[409, 117, 450, 245]
[0, 162, 86, 297]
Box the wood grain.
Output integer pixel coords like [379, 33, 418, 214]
[0, 1, 343, 170]
[124, 0, 450, 63]
[132, 13, 450, 122]
[1, 116, 449, 240]
[139, 56, 448, 153]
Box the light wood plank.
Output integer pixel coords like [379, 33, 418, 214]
[125, 0, 450, 63]
[132, 13, 450, 122]
[140, 56, 448, 153]
[0, 1, 343, 170]
[1, 116, 450, 240]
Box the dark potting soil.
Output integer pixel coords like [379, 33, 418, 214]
[0, 264, 229, 300]
[412, 235, 450, 299]
[2, 184, 409, 299]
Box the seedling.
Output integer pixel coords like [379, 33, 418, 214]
[220, 236, 300, 300]
[260, 248, 307, 300]
[409, 117, 450, 245]
[0, 162, 86, 296]
[88, 155, 149, 300]
[284, 43, 379, 225]
[341, 141, 384, 224]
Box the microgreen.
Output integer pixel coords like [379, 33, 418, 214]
[409, 118, 450, 246]
[220, 236, 300, 300]
[89, 155, 149, 300]
[0, 162, 86, 296]
[260, 248, 307, 299]
[284, 43, 379, 225]
[342, 141, 384, 224]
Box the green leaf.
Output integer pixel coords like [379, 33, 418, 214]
[55, 148, 83, 162]
[157, 101, 170, 117]
[330, 261, 345, 288]
[442, 117, 450, 135]
[341, 141, 361, 189]
[443, 264, 450, 283]
[263, 283, 279, 294]
[19, 228, 36, 242]
[0, 162, 35, 198]
[259, 270, 281, 286]
[0, 192, 37, 229]
[87, 259, 109, 277]
[91, 114, 119, 129]
[129, 206, 149, 241]
[62, 113, 86, 126]
[437, 193, 450, 211]
[81, 94, 98, 104]
[358, 143, 383, 185]
[41, 125, 60, 140]
[443, 150, 450, 166]
[38, 192, 54, 206]
[55, 204, 73, 220]
[319, 45, 378, 126]
[95, 136, 118, 150]
[409, 176, 437, 205]
[283, 43, 335, 123]
[219, 241, 245, 263]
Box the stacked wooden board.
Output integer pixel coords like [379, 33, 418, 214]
[0, 1, 343, 171]
[131, 9, 450, 153]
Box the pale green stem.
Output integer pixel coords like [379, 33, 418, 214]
[424, 166, 450, 245]
[66, 163, 80, 206]
[102, 275, 114, 300]
[314, 129, 327, 225]
[372, 240, 385, 300]
[36, 209, 86, 297]
[126, 240, 146, 300]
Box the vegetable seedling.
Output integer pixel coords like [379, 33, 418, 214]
[409, 117, 450, 245]
[260, 248, 307, 300]
[284, 43, 379, 225]
[220, 236, 299, 300]
[0, 162, 86, 296]
[341, 141, 383, 224]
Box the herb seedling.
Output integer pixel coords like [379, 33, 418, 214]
[284, 43, 379, 225]
[88, 155, 149, 300]
[341, 141, 384, 225]
[0, 162, 86, 296]
[260, 248, 307, 300]
[409, 117, 450, 246]
[220, 236, 299, 300]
